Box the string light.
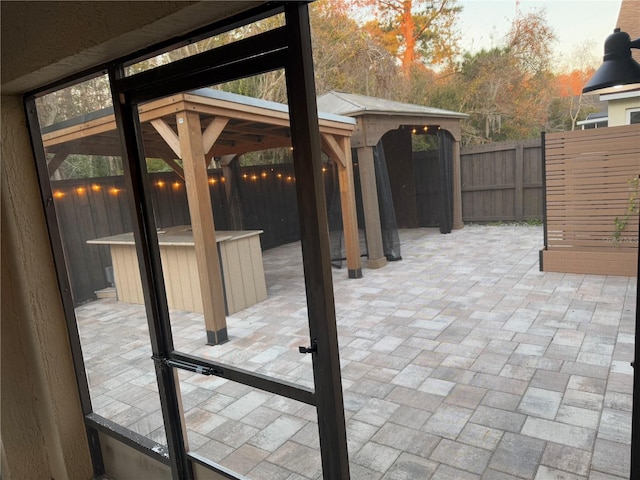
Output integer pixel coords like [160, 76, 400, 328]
[251, 175, 258, 181]
[53, 191, 65, 199]
[221, 176, 226, 182]
[242, 173, 248, 179]
[277, 173, 283, 179]
[322, 167, 327, 172]
[156, 180, 166, 188]
[411, 128, 417, 134]
[423, 126, 428, 132]
[172, 181, 181, 189]
[91, 184, 101, 192]
[261, 172, 268, 178]
[208, 177, 217, 185]
[110, 187, 121, 195]
[76, 186, 86, 195]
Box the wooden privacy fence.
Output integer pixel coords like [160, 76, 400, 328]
[541, 124, 640, 276]
[460, 139, 543, 223]
[51, 164, 334, 304]
[56, 139, 561, 304]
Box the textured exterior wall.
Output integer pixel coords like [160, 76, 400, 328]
[608, 97, 640, 126]
[1, 95, 92, 479]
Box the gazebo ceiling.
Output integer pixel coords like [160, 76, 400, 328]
[42, 88, 355, 165]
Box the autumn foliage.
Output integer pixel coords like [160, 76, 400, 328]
[555, 69, 597, 98]
[310, 1, 600, 144]
[37, 0, 601, 147]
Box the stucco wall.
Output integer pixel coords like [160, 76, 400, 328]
[607, 96, 640, 126]
[1, 94, 93, 479]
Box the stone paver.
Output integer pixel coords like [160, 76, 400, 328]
[540, 443, 591, 477]
[76, 226, 635, 478]
[489, 432, 546, 478]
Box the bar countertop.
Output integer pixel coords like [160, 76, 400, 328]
[87, 225, 263, 247]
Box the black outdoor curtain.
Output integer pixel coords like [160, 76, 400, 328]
[329, 142, 402, 266]
[373, 141, 402, 260]
[437, 129, 454, 234]
[327, 159, 351, 267]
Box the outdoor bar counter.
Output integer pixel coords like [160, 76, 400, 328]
[88, 226, 267, 315]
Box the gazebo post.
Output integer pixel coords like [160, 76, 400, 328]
[175, 109, 228, 345]
[321, 133, 362, 278]
[356, 145, 387, 269]
[339, 137, 362, 278]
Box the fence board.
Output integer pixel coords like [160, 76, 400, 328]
[460, 139, 542, 222]
[541, 124, 640, 276]
[51, 163, 339, 304]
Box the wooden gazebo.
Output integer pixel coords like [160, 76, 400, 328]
[42, 88, 362, 344]
[318, 91, 467, 268]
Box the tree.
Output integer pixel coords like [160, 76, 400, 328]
[547, 69, 598, 132]
[310, 0, 401, 98]
[505, 8, 555, 75]
[423, 7, 557, 144]
[36, 75, 112, 128]
[547, 43, 599, 131]
[353, 0, 461, 77]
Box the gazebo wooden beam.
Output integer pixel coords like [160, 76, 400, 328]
[150, 119, 181, 158]
[175, 109, 228, 345]
[46, 146, 70, 176]
[320, 133, 346, 168]
[206, 136, 291, 159]
[203, 116, 229, 156]
[149, 119, 187, 178]
[160, 157, 185, 180]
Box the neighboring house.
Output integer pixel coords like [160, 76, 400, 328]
[584, 0, 640, 127]
[601, 90, 640, 126]
[576, 111, 608, 129]
[576, 99, 608, 129]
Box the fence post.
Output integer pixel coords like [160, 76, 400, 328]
[515, 142, 524, 222]
[541, 132, 547, 249]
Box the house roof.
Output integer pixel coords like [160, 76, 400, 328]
[617, 0, 640, 63]
[317, 91, 468, 119]
[586, 111, 608, 120]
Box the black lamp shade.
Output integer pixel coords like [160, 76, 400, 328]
[583, 29, 640, 93]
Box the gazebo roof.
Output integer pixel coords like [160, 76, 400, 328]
[42, 87, 356, 163]
[317, 91, 467, 119]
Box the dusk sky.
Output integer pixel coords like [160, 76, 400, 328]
[457, 0, 623, 69]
